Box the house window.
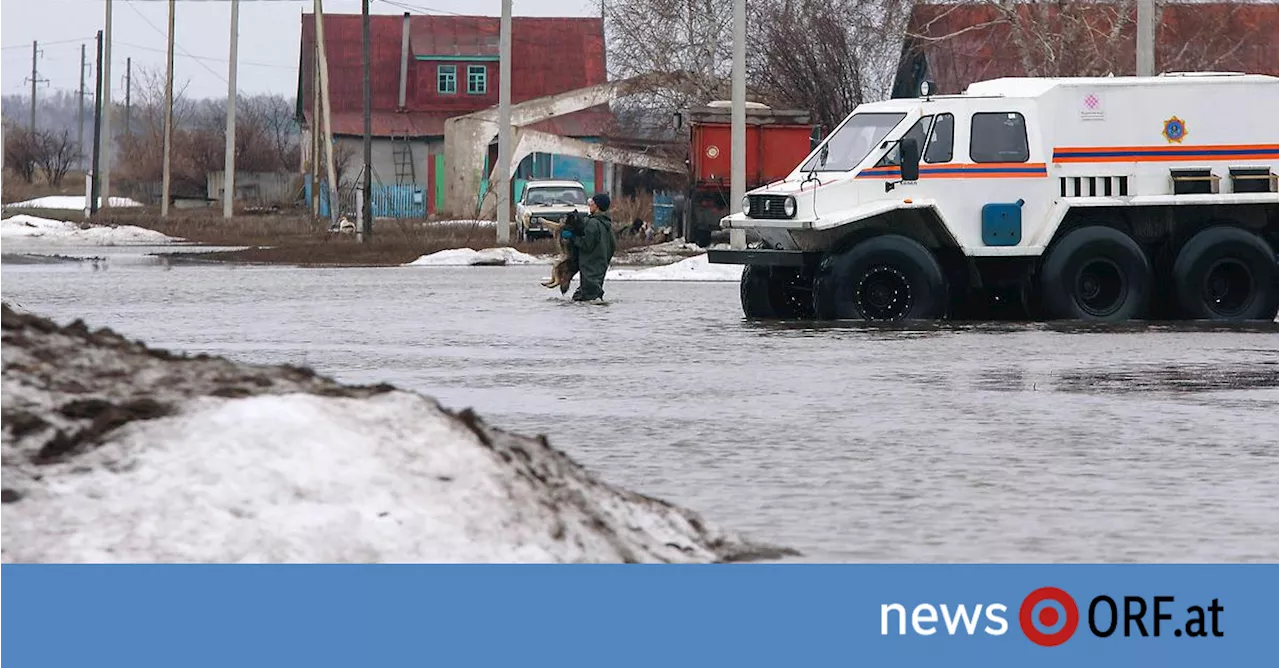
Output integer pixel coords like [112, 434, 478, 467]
[467, 65, 487, 95]
[924, 113, 954, 163]
[970, 112, 1029, 163]
[437, 65, 456, 94]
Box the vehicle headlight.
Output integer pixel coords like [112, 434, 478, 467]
[783, 196, 796, 218]
[741, 196, 751, 216]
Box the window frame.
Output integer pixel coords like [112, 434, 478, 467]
[969, 111, 1030, 164]
[437, 65, 457, 95]
[876, 115, 934, 168]
[923, 112, 955, 164]
[466, 65, 487, 95]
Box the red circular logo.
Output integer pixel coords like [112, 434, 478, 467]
[1019, 587, 1079, 646]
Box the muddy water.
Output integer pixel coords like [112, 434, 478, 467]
[3, 250, 1277, 562]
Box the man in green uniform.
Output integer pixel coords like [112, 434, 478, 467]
[563, 193, 617, 302]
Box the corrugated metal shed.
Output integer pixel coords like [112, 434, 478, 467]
[298, 13, 612, 138]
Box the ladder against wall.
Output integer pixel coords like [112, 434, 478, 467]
[392, 135, 416, 185]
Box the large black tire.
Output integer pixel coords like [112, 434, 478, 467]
[812, 234, 949, 321]
[740, 265, 813, 320]
[1172, 225, 1278, 321]
[1039, 225, 1151, 322]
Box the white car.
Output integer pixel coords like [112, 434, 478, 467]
[516, 180, 591, 241]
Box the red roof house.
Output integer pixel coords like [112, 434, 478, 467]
[297, 12, 616, 214]
[892, 2, 1279, 98]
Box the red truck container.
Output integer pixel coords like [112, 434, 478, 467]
[674, 103, 817, 246]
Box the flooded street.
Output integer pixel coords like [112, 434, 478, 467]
[3, 249, 1277, 562]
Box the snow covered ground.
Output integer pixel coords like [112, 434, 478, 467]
[404, 247, 550, 266]
[608, 253, 744, 282]
[4, 195, 143, 210]
[1, 303, 794, 563]
[1, 214, 179, 245]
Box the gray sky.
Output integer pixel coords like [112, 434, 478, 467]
[2, 0, 598, 101]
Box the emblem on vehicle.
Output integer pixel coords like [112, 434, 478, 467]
[706, 145, 720, 158]
[1162, 116, 1187, 143]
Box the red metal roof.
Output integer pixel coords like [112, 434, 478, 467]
[299, 13, 612, 138]
[897, 2, 1279, 96]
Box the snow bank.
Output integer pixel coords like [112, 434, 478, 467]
[404, 247, 548, 267]
[4, 195, 143, 210]
[1, 214, 178, 245]
[0, 304, 794, 563]
[614, 240, 708, 267]
[608, 253, 743, 282]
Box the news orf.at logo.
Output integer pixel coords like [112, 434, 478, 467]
[880, 587, 1224, 645]
[1019, 587, 1079, 646]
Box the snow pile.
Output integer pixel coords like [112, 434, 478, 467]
[1, 214, 178, 245]
[608, 253, 744, 282]
[404, 247, 548, 267]
[4, 195, 143, 210]
[0, 304, 794, 563]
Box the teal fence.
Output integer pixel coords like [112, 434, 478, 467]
[305, 177, 426, 219]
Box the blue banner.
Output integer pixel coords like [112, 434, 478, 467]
[3, 564, 1275, 667]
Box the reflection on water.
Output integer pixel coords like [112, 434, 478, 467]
[3, 250, 1277, 563]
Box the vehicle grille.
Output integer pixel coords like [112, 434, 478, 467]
[747, 194, 790, 219]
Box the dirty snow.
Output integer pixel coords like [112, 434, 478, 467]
[1, 304, 794, 563]
[404, 247, 548, 266]
[608, 253, 743, 282]
[4, 195, 143, 210]
[1, 214, 178, 245]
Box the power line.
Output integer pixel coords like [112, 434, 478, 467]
[125, 0, 229, 83]
[2, 38, 96, 51]
[114, 40, 295, 69]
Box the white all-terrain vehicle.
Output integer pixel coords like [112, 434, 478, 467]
[710, 73, 1279, 322]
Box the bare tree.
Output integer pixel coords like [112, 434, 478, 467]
[4, 124, 40, 184]
[34, 129, 81, 187]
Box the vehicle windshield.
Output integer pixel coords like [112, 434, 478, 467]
[799, 112, 908, 172]
[524, 187, 586, 206]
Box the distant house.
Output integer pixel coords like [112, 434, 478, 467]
[297, 12, 614, 215]
[892, 2, 1280, 98]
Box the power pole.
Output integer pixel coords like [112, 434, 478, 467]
[311, 40, 320, 217]
[91, 31, 104, 216]
[124, 57, 132, 137]
[102, 0, 113, 207]
[1137, 0, 1155, 76]
[78, 43, 87, 163]
[496, 0, 512, 245]
[315, 0, 339, 229]
[29, 41, 39, 132]
[224, 0, 240, 219]
[361, 0, 373, 241]
[729, 0, 746, 249]
[161, 0, 176, 217]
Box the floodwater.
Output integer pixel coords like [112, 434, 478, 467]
[3, 246, 1277, 563]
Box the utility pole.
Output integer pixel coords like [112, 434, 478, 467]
[311, 40, 321, 218]
[1137, 0, 1155, 76]
[315, 0, 339, 229]
[729, 0, 746, 249]
[78, 43, 87, 163]
[496, 0, 512, 245]
[124, 57, 132, 137]
[91, 31, 104, 217]
[102, 0, 113, 207]
[29, 41, 39, 132]
[224, 0, 240, 219]
[161, 0, 176, 217]
[360, 0, 372, 241]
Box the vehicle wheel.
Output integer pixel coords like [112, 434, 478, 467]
[1172, 225, 1278, 320]
[740, 265, 814, 320]
[1039, 225, 1151, 322]
[813, 234, 949, 321]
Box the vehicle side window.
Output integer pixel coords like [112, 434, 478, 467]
[970, 112, 1029, 163]
[924, 113, 954, 164]
[876, 115, 933, 167]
